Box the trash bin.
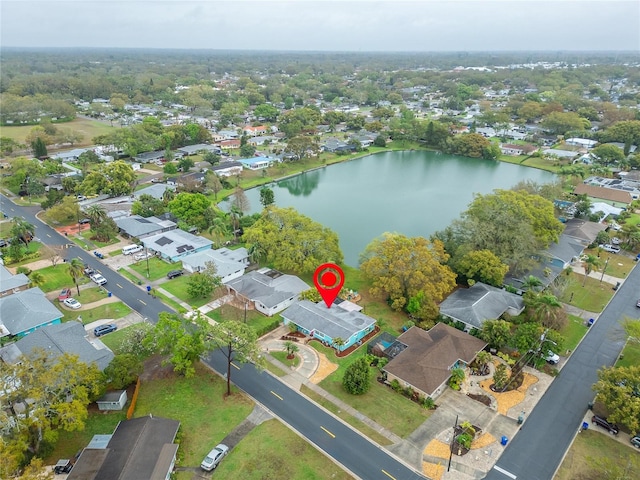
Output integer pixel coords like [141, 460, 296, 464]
[582, 422, 589, 431]
[588, 318, 595, 327]
[107, 291, 112, 298]
[501, 436, 508, 446]
[146, 285, 151, 292]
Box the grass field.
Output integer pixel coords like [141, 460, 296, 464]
[559, 272, 615, 313]
[210, 419, 354, 480]
[0, 117, 116, 147]
[555, 429, 639, 480]
[63, 301, 132, 323]
[270, 350, 300, 368]
[160, 274, 211, 308]
[561, 315, 589, 352]
[616, 340, 640, 368]
[129, 257, 179, 281]
[581, 248, 636, 279]
[38, 264, 89, 292]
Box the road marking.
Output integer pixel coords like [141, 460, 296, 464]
[270, 391, 283, 400]
[493, 465, 517, 479]
[139, 299, 146, 306]
[231, 362, 240, 370]
[46, 234, 51, 238]
[381, 470, 396, 480]
[320, 426, 335, 438]
[116, 283, 123, 289]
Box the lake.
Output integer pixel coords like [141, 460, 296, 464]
[222, 151, 556, 266]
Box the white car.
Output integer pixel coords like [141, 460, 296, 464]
[599, 244, 621, 254]
[90, 273, 107, 286]
[133, 251, 153, 261]
[200, 444, 229, 471]
[545, 351, 560, 364]
[62, 298, 82, 309]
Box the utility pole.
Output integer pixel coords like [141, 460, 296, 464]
[600, 256, 610, 283]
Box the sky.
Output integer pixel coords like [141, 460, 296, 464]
[1, 0, 639, 52]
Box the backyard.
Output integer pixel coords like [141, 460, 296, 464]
[559, 272, 616, 313]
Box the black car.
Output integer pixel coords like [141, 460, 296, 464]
[591, 415, 619, 434]
[0, 238, 7, 248]
[94, 324, 117, 337]
[78, 218, 91, 224]
[167, 269, 184, 279]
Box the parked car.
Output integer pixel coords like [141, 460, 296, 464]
[58, 288, 72, 301]
[611, 237, 621, 245]
[94, 324, 117, 337]
[598, 244, 620, 254]
[636, 299, 640, 308]
[631, 435, 640, 448]
[78, 217, 91, 224]
[133, 251, 153, 261]
[54, 459, 74, 474]
[76, 195, 87, 201]
[167, 269, 184, 279]
[90, 273, 107, 285]
[63, 298, 82, 309]
[0, 238, 8, 248]
[591, 415, 619, 434]
[545, 351, 560, 364]
[200, 444, 229, 471]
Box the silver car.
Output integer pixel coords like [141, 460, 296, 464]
[200, 444, 229, 471]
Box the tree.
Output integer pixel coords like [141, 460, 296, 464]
[68, 257, 84, 296]
[205, 171, 223, 200]
[591, 144, 625, 167]
[27, 270, 45, 288]
[622, 317, 640, 344]
[163, 162, 178, 174]
[541, 111, 586, 135]
[232, 186, 250, 213]
[10, 217, 35, 246]
[448, 367, 465, 390]
[79, 161, 136, 196]
[455, 249, 509, 286]
[177, 156, 194, 172]
[511, 322, 543, 354]
[102, 354, 143, 389]
[42, 244, 64, 267]
[259, 186, 275, 209]
[582, 254, 602, 286]
[131, 193, 166, 218]
[243, 207, 343, 274]
[593, 365, 640, 434]
[283, 340, 299, 359]
[31, 136, 47, 158]
[524, 293, 567, 330]
[359, 233, 456, 320]
[521, 275, 544, 292]
[85, 203, 107, 227]
[0, 350, 103, 458]
[202, 150, 221, 165]
[480, 319, 512, 350]
[208, 320, 262, 396]
[168, 192, 213, 230]
[493, 364, 509, 390]
[145, 312, 210, 378]
[240, 143, 256, 158]
[342, 357, 371, 395]
[254, 103, 279, 122]
[186, 263, 221, 298]
[285, 135, 319, 161]
[373, 135, 387, 147]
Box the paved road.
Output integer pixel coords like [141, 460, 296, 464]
[203, 349, 426, 480]
[0, 193, 173, 323]
[486, 261, 639, 480]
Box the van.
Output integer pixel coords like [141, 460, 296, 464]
[122, 245, 143, 255]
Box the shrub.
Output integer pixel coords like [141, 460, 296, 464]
[422, 396, 435, 409]
[449, 367, 465, 390]
[456, 433, 473, 450]
[342, 357, 372, 395]
[390, 379, 401, 392]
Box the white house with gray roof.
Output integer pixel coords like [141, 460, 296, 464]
[0, 287, 63, 337]
[142, 229, 212, 262]
[115, 215, 177, 239]
[133, 183, 175, 200]
[0, 321, 114, 371]
[181, 247, 249, 283]
[281, 300, 377, 352]
[0, 265, 30, 297]
[438, 282, 524, 331]
[226, 268, 309, 316]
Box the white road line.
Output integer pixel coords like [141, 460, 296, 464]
[493, 465, 517, 479]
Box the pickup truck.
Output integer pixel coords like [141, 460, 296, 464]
[90, 273, 107, 286]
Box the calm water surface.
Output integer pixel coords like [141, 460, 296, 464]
[224, 151, 556, 266]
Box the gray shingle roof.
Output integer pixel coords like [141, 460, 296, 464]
[439, 282, 524, 330]
[133, 184, 175, 200]
[115, 215, 176, 238]
[0, 287, 62, 335]
[227, 270, 308, 308]
[181, 248, 248, 280]
[1, 321, 114, 370]
[0, 265, 29, 292]
[281, 300, 376, 341]
[142, 229, 213, 259]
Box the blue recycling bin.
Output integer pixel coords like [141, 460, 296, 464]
[582, 421, 589, 430]
[501, 436, 508, 446]
[588, 318, 595, 327]
[146, 285, 152, 292]
[107, 291, 112, 297]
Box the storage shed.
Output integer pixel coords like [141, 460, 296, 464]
[96, 390, 127, 411]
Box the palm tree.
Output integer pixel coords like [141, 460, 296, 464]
[522, 275, 543, 292]
[27, 271, 45, 289]
[10, 217, 35, 246]
[582, 254, 602, 286]
[85, 204, 107, 228]
[207, 216, 230, 247]
[333, 337, 345, 352]
[526, 293, 567, 330]
[162, 188, 176, 205]
[247, 242, 266, 264]
[283, 341, 299, 359]
[68, 258, 84, 296]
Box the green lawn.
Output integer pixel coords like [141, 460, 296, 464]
[206, 304, 280, 336]
[79, 230, 120, 248]
[134, 362, 254, 468]
[64, 301, 132, 324]
[616, 340, 640, 368]
[558, 272, 615, 313]
[270, 350, 300, 368]
[97, 326, 131, 353]
[38, 264, 89, 292]
[70, 287, 109, 304]
[160, 274, 211, 308]
[561, 315, 589, 352]
[582, 248, 636, 279]
[0, 117, 115, 147]
[153, 288, 188, 313]
[0, 220, 13, 237]
[555, 429, 639, 480]
[117, 267, 142, 285]
[311, 342, 431, 438]
[211, 419, 353, 480]
[2, 241, 43, 267]
[129, 257, 179, 281]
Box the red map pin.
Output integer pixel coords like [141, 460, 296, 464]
[313, 263, 345, 308]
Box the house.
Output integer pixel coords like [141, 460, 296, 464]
[209, 161, 244, 177]
[172, 171, 206, 188]
[177, 143, 221, 156]
[96, 390, 127, 411]
[238, 156, 272, 170]
[219, 139, 241, 149]
[0, 287, 63, 338]
[566, 138, 598, 149]
[573, 183, 633, 206]
[439, 282, 525, 331]
[321, 137, 354, 153]
[500, 144, 525, 156]
[115, 215, 177, 240]
[281, 300, 376, 351]
[142, 229, 213, 262]
[133, 183, 175, 200]
[226, 268, 309, 316]
[134, 151, 165, 164]
[0, 265, 29, 297]
[67, 415, 180, 480]
[382, 323, 488, 399]
[243, 125, 267, 137]
[50, 148, 91, 162]
[0, 321, 114, 371]
[544, 148, 580, 159]
[543, 234, 585, 271]
[181, 247, 249, 283]
[562, 218, 607, 244]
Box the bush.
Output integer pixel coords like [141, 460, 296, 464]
[342, 357, 372, 395]
[390, 378, 401, 392]
[255, 319, 281, 337]
[456, 433, 473, 450]
[422, 396, 435, 409]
